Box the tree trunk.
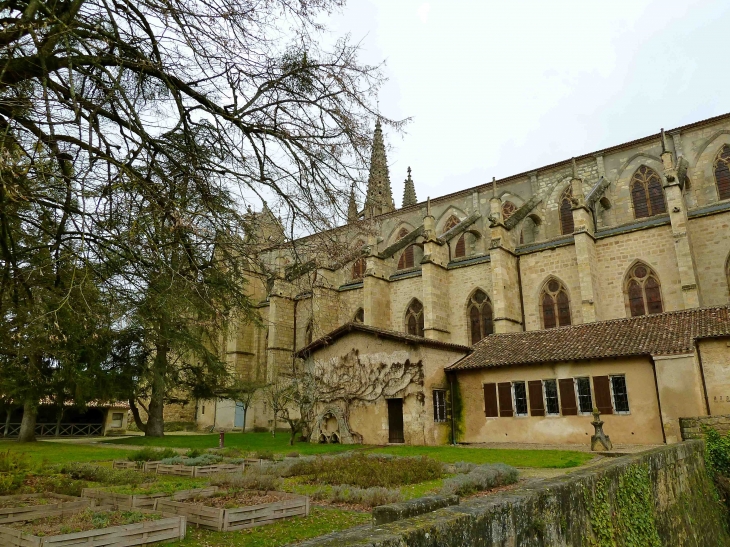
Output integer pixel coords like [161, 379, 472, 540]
[128, 399, 147, 432]
[144, 343, 167, 437]
[241, 405, 247, 434]
[55, 407, 64, 437]
[18, 400, 37, 443]
[3, 409, 10, 437]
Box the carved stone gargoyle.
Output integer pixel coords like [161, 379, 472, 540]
[590, 408, 613, 452]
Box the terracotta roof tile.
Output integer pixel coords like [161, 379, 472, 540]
[447, 306, 730, 372]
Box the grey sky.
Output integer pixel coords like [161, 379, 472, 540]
[329, 0, 730, 206]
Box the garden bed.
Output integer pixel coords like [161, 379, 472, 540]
[112, 460, 163, 472]
[156, 463, 244, 477]
[0, 493, 93, 524]
[0, 507, 186, 546]
[154, 489, 309, 531]
[81, 486, 218, 509]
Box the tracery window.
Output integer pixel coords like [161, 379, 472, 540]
[405, 299, 424, 337]
[442, 215, 460, 233]
[467, 289, 493, 345]
[353, 308, 364, 323]
[540, 279, 571, 329]
[442, 216, 467, 259]
[396, 228, 415, 270]
[631, 166, 666, 219]
[559, 187, 574, 235]
[715, 145, 730, 201]
[502, 201, 517, 221]
[351, 241, 366, 280]
[625, 263, 663, 317]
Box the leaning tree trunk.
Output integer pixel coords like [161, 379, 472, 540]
[144, 343, 167, 437]
[17, 400, 37, 443]
[3, 409, 11, 437]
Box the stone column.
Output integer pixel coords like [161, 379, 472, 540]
[421, 209, 450, 341]
[489, 185, 523, 333]
[363, 234, 391, 329]
[571, 163, 601, 323]
[266, 279, 296, 380]
[661, 144, 701, 309]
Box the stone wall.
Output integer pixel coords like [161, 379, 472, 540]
[680, 415, 730, 440]
[293, 441, 729, 547]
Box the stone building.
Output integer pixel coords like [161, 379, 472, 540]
[202, 111, 730, 446]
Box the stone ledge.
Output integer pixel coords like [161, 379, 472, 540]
[372, 495, 459, 525]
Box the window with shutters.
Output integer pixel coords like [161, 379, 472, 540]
[433, 390, 447, 422]
[351, 257, 365, 280]
[624, 262, 663, 317]
[405, 299, 424, 337]
[558, 378, 578, 416]
[502, 201, 517, 221]
[575, 377, 593, 414]
[498, 382, 514, 417]
[539, 278, 572, 329]
[353, 308, 364, 323]
[715, 145, 730, 201]
[610, 375, 630, 414]
[592, 376, 613, 415]
[467, 289, 493, 344]
[483, 383, 499, 418]
[395, 228, 416, 270]
[512, 382, 528, 416]
[559, 187, 574, 235]
[528, 380, 545, 417]
[543, 379, 560, 416]
[631, 166, 666, 219]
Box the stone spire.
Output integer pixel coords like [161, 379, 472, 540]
[364, 118, 394, 217]
[402, 167, 417, 208]
[347, 184, 359, 223]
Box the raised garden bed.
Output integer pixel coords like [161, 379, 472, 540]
[112, 460, 162, 472]
[81, 486, 218, 510]
[154, 489, 309, 531]
[0, 493, 93, 525]
[0, 507, 186, 546]
[156, 463, 244, 477]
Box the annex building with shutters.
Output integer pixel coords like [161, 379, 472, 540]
[197, 112, 730, 447]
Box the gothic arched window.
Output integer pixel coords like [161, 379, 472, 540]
[714, 145, 730, 201]
[351, 241, 365, 280]
[454, 235, 466, 258]
[631, 166, 666, 219]
[502, 201, 517, 221]
[540, 279, 571, 329]
[625, 263, 663, 317]
[405, 299, 424, 337]
[467, 290, 493, 345]
[353, 308, 364, 323]
[442, 215, 460, 233]
[559, 187, 574, 235]
[396, 228, 415, 270]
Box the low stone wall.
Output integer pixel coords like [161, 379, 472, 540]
[372, 495, 459, 525]
[680, 414, 730, 439]
[294, 441, 729, 547]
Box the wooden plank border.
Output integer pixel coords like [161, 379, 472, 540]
[0, 494, 94, 525]
[81, 486, 218, 510]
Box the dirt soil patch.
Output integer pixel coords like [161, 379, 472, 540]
[6, 508, 162, 536]
[182, 490, 289, 509]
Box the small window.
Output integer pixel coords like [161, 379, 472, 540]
[405, 299, 424, 337]
[575, 377, 593, 414]
[559, 187, 574, 235]
[610, 375, 630, 414]
[353, 308, 364, 323]
[543, 380, 560, 416]
[111, 413, 123, 428]
[433, 390, 447, 423]
[513, 381, 528, 417]
[631, 166, 666, 219]
[202, 405, 205, 415]
[716, 145, 730, 201]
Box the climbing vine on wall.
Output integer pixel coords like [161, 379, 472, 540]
[586, 464, 660, 547]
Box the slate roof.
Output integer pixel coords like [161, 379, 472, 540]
[446, 306, 730, 372]
[296, 322, 470, 359]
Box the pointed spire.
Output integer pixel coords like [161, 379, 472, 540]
[364, 118, 394, 217]
[347, 184, 359, 223]
[402, 167, 417, 208]
[491, 176, 497, 198]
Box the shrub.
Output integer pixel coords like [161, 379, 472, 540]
[0, 450, 32, 473]
[127, 447, 178, 462]
[255, 450, 275, 461]
[57, 463, 147, 486]
[164, 421, 197, 432]
[218, 448, 244, 458]
[440, 463, 518, 497]
[704, 426, 730, 478]
[286, 452, 300, 458]
[31, 475, 88, 497]
[312, 485, 402, 508]
[158, 454, 222, 466]
[288, 453, 442, 488]
[0, 473, 25, 495]
[209, 470, 281, 491]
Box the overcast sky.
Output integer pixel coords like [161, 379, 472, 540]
[328, 0, 730, 206]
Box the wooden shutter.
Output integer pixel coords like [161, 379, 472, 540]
[497, 382, 513, 417]
[593, 376, 613, 415]
[558, 378, 577, 416]
[528, 380, 545, 417]
[455, 235, 466, 258]
[483, 383, 498, 417]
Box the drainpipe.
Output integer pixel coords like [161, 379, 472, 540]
[649, 356, 667, 445]
[693, 339, 711, 415]
[516, 255, 526, 331]
[448, 372, 457, 446]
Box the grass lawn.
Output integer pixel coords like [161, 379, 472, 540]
[102, 432, 359, 456]
[371, 445, 593, 468]
[0, 440, 135, 466]
[170, 507, 368, 547]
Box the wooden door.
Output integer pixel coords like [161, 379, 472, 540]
[387, 399, 404, 443]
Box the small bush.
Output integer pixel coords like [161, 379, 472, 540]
[127, 447, 177, 462]
[0, 473, 25, 495]
[0, 450, 33, 473]
[255, 450, 275, 461]
[57, 463, 147, 486]
[313, 485, 402, 508]
[704, 426, 730, 478]
[286, 452, 300, 458]
[32, 475, 88, 497]
[185, 448, 206, 458]
[440, 463, 518, 497]
[164, 421, 197, 432]
[158, 454, 222, 466]
[209, 470, 281, 491]
[218, 448, 244, 458]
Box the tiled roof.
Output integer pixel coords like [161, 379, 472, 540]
[296, 322, 470, 358]
[446, 306, 730, 372]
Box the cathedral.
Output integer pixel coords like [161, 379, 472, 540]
[194, 112, 730, 448]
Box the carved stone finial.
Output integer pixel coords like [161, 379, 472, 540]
[492, 176, 497, 198]
[572, 157, 578, 179]
[426, 196, 431, 217]
[660, 127, 668, 153]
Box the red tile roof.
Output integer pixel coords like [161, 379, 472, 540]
[447, 306, 730, 372]
[296, 322, 470, 358]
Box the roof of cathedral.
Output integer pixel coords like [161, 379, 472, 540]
[296, 322, 470, 358]
[447, 306, 730, 372]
